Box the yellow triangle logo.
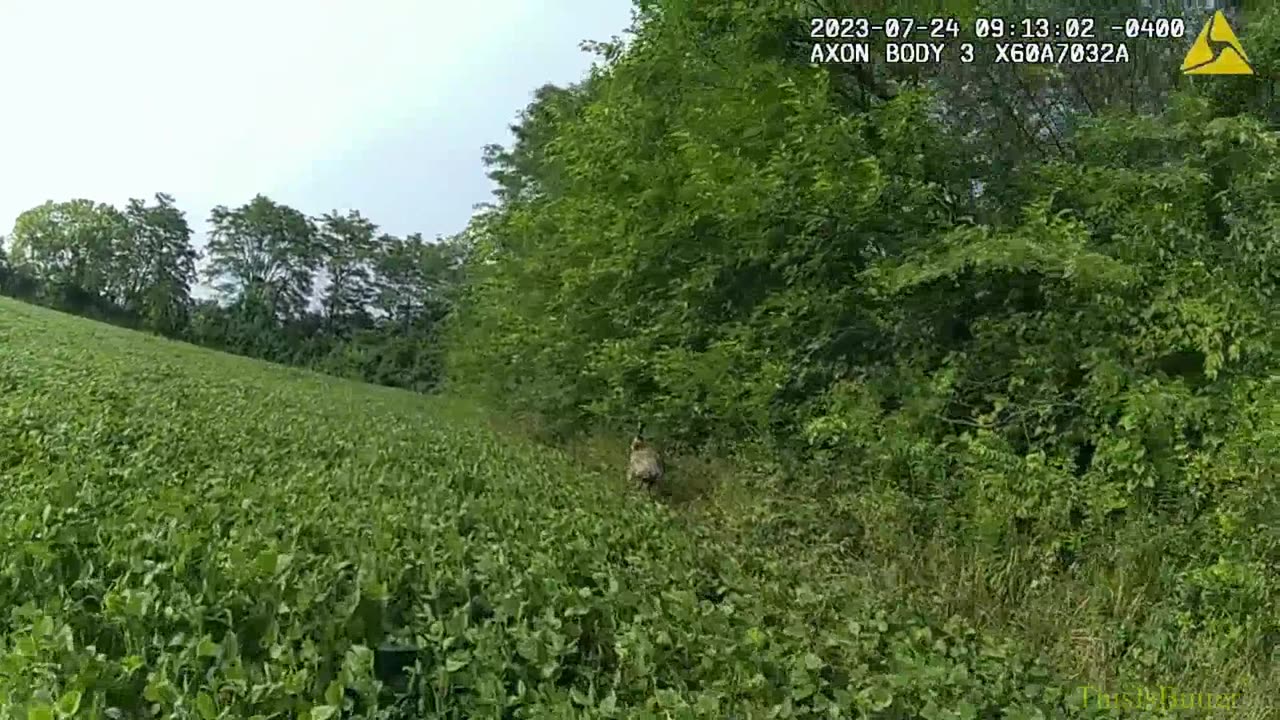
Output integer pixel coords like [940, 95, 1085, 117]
[1181, 11, 1253, 75]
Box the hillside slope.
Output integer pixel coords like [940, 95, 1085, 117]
[0, 298, 1202, 718]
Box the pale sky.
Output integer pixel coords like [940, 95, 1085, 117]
[0, 0, 632, 276]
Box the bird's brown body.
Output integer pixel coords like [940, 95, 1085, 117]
[628, 436, 664, 494]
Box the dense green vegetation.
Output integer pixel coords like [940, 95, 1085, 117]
[446, 0, 1280, 714]
[0, 299, 1098, 717]
[6, 0, 1280, 716]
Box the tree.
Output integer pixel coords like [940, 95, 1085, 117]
[791, 0, 1278, 223]
[316, 210, 378, 333]
[205, 195, 319, 322]
[8, 199, 127, 305]
[115, 193, 199, 334]
[481, 82, 597, 206]
[0, 238, 9, 292]
[371, 233, 462, 330]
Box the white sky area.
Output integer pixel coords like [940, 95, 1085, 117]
[0, 1, 633, 295]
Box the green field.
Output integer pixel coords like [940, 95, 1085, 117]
[0, 297, 1194, 718]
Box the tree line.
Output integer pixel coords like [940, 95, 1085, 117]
[0, 194, 464, 392]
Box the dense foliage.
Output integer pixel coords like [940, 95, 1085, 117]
[7, 0, 1280, 714]
[0, 195, 460, 393]
[444, 0, 1280, 707]
[0, 299, 1127, 718]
